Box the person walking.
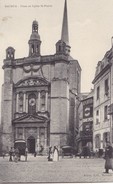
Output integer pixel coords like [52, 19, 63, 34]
[53, 146, 59, 162]
[12, 147, 15, 161]
[9, 147, 13, 161]
[104, 142, 113, 173]
[48, 146, 53, 161]
[14, 148, 19, 162]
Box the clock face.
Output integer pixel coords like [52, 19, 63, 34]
[29, 98, 36, 106]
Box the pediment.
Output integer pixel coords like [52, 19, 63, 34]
[13, 114, 48, 123]
[15, 76, 49, 88]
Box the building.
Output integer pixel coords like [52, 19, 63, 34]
[0, 124, 2, 155]
[76, 91, 93, 152]
[1, 0, 81, 154]
[92, 39, 113, 152]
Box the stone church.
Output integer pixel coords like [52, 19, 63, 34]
[1, 0, 81, 154]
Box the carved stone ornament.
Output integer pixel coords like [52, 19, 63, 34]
[17, 78, 48, 87]
[23, 65, 42, 73]
[26, 128, 37, 136]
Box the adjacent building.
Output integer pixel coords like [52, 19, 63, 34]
[92, 39, 113, 151]
[76, 91, 93, 152]
[1, 0, 81, 154]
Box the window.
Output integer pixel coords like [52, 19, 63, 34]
[7, 51, 10, 58]
[96, 110, 99, 116]
[97, 86, 100, 100]
[59, 45, 61, 52]
[103, 132, 110, 148]
[104, 105, 108, 120]
[19, 92, 23, 112]
[31, 45, 34, 53]
[36, 45, 38, 52]
[41, 91, 46, 111]
[105, 79, 109, 96]
[95, 134, 101, 148]
[96, 110, 100, 124]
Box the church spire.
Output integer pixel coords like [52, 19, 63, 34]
[61, 0, 69, 45]
[56, 0, 71, 56]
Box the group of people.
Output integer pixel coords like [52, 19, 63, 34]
[8, 142, 113, 173]
[48, 146, 59, 162]
[9, 147, 20, 162]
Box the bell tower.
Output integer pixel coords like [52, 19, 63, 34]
[28, 20, 41, 57]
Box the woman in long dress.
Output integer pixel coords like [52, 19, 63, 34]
[104, 142, 113, 173]
[53, 146, 59, 162]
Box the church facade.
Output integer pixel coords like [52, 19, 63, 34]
[1, 0, 81, 154]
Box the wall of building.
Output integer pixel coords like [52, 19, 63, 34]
[50, 79, 69, 147]
[93, 61, 111, 151]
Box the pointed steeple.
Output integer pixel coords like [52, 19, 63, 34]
[56, 0, 71, 56]
[61, 0, 69, 45]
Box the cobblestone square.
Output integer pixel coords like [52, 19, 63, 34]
[0, 155, 113, 183]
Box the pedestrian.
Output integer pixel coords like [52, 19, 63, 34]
[9, 147, 13, 161]
[34, 151, 37, 157]
[48, 146, 53, 161]
[2, 150, 5, 159]
[104, 142, 113, 173]
[12, 147, 15, 161]
[25, 147, 28, 161]
[14, 148, 19, 162]
[39, 145, 44, 156]
[53, 146, 59, 162]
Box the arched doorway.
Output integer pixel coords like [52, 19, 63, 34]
[27, 136, 35, 153]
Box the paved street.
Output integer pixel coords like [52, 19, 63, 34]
[0, 155, 113, 183]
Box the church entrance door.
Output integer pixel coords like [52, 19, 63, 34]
[27, 136, 35, 153]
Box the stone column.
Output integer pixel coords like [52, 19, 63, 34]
[26, 95, 28, 113]
[45, 127, 47, 152]
[15, 128, 18, 140]
[36, 91, 38, 112]
[38, 91, 41, 111]
[23, 92, 26, 112]
[23, 128, 25, 140]
[37, 128, 40, 154]
[16, 92, 19, 113]
[45, 92, 48, 111]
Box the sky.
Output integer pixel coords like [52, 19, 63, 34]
[0, 0, 113, 96]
